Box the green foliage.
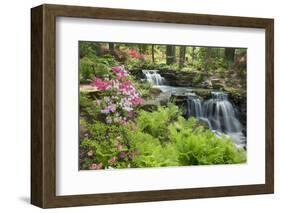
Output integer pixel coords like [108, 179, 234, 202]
[169, 117, 246, 165]
[79, 41, 97, 58]
[128, 130, 179, 167]
[130, 105, 246, 168]
[80, 121, 133, 169]
[80, 54, 118, 83]
[132, 80, 152, 98]
[192, 72, 204, 85]
[79, 92, 101, 121]
[126, 58, 146, 70]
[136, 104, 180, 143]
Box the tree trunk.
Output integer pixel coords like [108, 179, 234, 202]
[109, 43, 114, 53]
[191, 47, 195, 63]
[166, 45, 176, 65]
[225, 48, 235, 62]
[94, 43, 102, 56]
[151, 44, 155, 63]
[179, 46, 186, 68]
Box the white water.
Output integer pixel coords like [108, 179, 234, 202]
[142, 70, 165, 85]
[186, 93, 203, 118]
[203, 92, 242, 133]
[186, 92, 245, 147]
[154, 85, 192, 93]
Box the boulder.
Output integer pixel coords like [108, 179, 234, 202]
[139, 100, 159, 112]
[211, 78, 225, 89]
[150, 87, 162, 96]
[200, 80, 212, 89]
[159, 70, 207, 87]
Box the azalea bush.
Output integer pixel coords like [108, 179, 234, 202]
[127, 49, 145, 60]
[91, 66, 143, 124]
[79, 66, 145, 169]
[80, 121, 137, 169]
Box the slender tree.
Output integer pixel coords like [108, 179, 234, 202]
[179, 46, 186, 68]
[109, 43, 114, 53]
[191, 47, 195, 63]
[225, 48, 235, 63]
[166, 45, 176, 65]
[151, 44, 155, 63]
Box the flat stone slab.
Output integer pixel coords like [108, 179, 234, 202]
[80, 84, 98, 92]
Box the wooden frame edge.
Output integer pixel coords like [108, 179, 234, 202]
[31, 4, 274, 208]
[31, 5, 44, 208]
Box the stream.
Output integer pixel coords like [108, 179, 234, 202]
[142, 69, 246, 148]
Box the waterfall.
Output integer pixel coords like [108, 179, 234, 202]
[202, 92, 242, 133]
[141, 70, 245, 146]
[142, 70, 165, 85]
[184, 91, 244, 147]
[185, 93, 203, 118]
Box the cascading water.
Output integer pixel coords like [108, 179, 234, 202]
[203, 92, 242, 133]
[184, 91, 245, 147]
[185, 93, 203, 118]
[142, 70, 165, 85]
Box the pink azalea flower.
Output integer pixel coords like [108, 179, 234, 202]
[96, 162, 103, 169]
[112, 66, 128, 80]
[90, 163, 97, 170]
[127, 111, 134, 118]
[90, 66, 143, 122]
[128, 49, 145, 59]
[91, 77, 111, 90]
[108, 157, 116, 165]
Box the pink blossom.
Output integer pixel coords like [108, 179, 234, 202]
[90, 163, 97, 170]
[128, 49, 138, 58]
[127, 49, 144, 59]
[108, 157, 116, 165]
[131, 97, 143, 106]
[127, 111, 134, 118]
[112, 66, 128, 80]
[91, 66, 143, 123]
[91, 77, 111, 90]
[96, 162, 103, 169]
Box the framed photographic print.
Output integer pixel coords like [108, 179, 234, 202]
[31, 4, 274, 208]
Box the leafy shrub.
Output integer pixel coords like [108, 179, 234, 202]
[192, 72, 204, 85]
[80, 121, 136, 169]
[80, 55, 118, 83]
[169, 117, 246, 165]
[131, 105, 246, 167]
[127, 130, 179, 168]
[136, 103, 180, 143]
[79, 92, 101, 121]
